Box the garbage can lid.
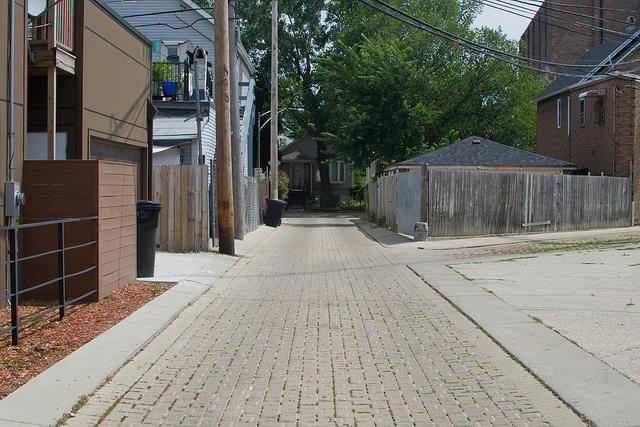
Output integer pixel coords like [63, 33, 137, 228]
[266, 198, 288, 206]
[137, 200, 162, 210]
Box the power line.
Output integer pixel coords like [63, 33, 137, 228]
[543, 1, 638, 14]
[358, 0, 640, 78]
[497, 0, 632, 35]
[478, 0, 630, 40]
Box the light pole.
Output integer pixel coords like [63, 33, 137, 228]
[257, 108, 304, 177]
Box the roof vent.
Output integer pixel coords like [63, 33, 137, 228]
[472, 139, 481, 144]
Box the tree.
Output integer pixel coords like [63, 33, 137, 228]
[317, 36, 438, 169]
[236, 0, 335, 207]
[318, 6, 547, 168]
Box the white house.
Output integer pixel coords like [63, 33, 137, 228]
[109, 0, 256, 173]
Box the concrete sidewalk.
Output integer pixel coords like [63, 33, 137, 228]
[354, 220, 640, 426]
[0, 225, 275, 427]
[63, 215, 581, 426]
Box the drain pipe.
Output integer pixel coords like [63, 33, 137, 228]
[5, 0, 15, 301]
[8, 0, 15, 182]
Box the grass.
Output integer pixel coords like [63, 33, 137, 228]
[445, 264, 473, 281]
[522, 233, 640, 255]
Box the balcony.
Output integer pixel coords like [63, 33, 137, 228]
[29, 0, 76, 75]
[152, 60, 213, 102]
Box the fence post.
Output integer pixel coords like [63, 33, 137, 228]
[58, 222, 66, 320]
[9, 228, 19, 345]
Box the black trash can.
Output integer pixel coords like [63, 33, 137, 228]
[264, 198, 287, 227]
[136, 200, 162, 277]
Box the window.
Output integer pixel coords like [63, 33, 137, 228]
[557, 99, 562, 128]
[579, 98, 586, 127]
[167, 47, 179, 63]
[162, 41, 186, 63]
[329, 161, 345, 184]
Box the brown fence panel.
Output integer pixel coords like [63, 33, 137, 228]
[22, 160, 136, 301]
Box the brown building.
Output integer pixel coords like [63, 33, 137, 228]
[534, 31, 640, 222]
[521, 0, 640, 76]
[2, 0, 153, 307]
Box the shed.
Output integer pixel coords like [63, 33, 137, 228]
[387, 136, 575, 174]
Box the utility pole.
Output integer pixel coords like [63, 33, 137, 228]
[270, 0, 278, 199]
[229, 0, 244, 239]
[214, 0, 235, 255]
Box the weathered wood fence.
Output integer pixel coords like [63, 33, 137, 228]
[369, 167, 633, 238]
[153, 165, 268, 252]
[153, 165, 209, 252]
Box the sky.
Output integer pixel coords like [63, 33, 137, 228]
[472, 4, 537, 41]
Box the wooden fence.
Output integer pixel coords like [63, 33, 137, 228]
[153, 165, 209, 252]
[369, 168, 633, 238]
[153, 165, 268, 252]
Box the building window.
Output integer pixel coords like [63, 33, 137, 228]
[557, 99, 562, 128]
[579, 98, 586, 127]
[162, 41, 186, 63]
[329, 161, 345, 184]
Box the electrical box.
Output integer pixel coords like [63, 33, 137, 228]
[5, 181, 25, 217]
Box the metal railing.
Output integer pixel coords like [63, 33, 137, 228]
[0, 216, 98, 346]
[152, 61, 190, 101]
[152, 61, 214, 101]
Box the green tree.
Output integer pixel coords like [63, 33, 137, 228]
[318, 36, 439, 169]
[237, 0, 335, 207]
[318, 8, 547, 168]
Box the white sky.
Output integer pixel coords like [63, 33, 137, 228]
[472, 5, 535, 41]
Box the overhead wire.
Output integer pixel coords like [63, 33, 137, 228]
[357, 0, 640, 78]
[541, 1, 638, 14]
[476, 0, 631, 41]
[358, 0, 573, 76]
[496, 0, 634, 29]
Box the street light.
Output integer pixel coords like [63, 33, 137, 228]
[256, 107, 304, 174]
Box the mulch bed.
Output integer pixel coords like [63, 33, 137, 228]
[0, 281, 175, 399]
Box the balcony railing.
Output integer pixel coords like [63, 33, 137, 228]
[30, 0, 74, 53]
[152, 60, 213, 101]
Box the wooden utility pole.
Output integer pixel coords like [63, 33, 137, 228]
[230, 0, 244, 239]
[215, 0, 235, 255]
[270, 0, 279, 199]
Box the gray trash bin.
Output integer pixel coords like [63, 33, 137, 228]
[264, 198, 287, 227]
[137, 200, 162, 277]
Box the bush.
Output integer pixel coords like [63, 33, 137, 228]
[278, 170, 289, 200]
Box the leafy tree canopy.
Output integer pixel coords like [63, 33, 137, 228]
[235, 0, 548, 173]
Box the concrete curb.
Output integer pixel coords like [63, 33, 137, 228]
[353, 219, 640, 426]
[0, 225, 274, 426]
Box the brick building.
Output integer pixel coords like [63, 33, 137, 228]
[521, 0, 640, 76]
[534, 30, 640, 222]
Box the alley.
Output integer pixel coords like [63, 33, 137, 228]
[67, 215, 581, 426]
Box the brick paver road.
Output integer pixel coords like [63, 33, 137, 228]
[67, 216, 583, 426]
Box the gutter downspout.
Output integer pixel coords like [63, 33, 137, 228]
[8, 0, 15, 183]
[613, 83, 616, 176]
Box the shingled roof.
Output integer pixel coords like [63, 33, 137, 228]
[394, 136, 575, 168]
[533, 28, 640, 103]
